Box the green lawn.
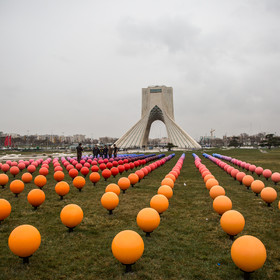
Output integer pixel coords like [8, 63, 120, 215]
[0, 149, 280, 280]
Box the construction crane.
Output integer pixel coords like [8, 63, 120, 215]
[210, 129, 215, 139]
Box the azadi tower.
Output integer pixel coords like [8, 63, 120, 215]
[114, 86, 201, 149]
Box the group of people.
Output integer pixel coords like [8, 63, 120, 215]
[76, 143, 118, 162]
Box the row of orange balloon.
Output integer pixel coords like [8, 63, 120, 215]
[111, 153, 183, 272]
[100, 154, 175, 215]
[204, 153, 278, 207]
[193, 153, 267, 277]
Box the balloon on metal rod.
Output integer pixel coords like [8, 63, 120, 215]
[0, 199, 11, 224]
[111, 230, 144, 273]
[73, 176, 86, 192]
[0, 174, 9, 188]
[8, 225, 41, 264]
[251, 180, 265, 196]
[260, 187, 277, 206]
[105, 183, 121, 196]
[136, 208, 160, 237]
[27, 189, 45, 210]
[89, 172, 100, 186]
[213, 195, 232, 215]
[10, 180, 25, 197]
[128, 173, 139, 187]
[231, 235, 266, 279]
[101, 192, 119, 214]
[118, 177, 130, 193]
[34, 175, 47, 189]
[55, 181, 70, 199]
[53, 171, 65, 182]
[220, 210, 245, 240]
[271, 172, 280, 185]
[60, 204, 83, 232]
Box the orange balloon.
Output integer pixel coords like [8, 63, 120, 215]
[105, 183, 121, 196]
[236, 172, 246, 184]
[73, 176, 86, 191]
[136, 207, 160, 235]
[0, 173, 9, 187]
[165, 173, 176, 183]
[34, 175, 47, 189]
[205, 178, 219, 190]
[201, 170, 211, 179]
[157, 185, 173, 199]
[209, 185, 225, 199]
[101, 192, 119, 213]
[89, 172, 100, 186]
[170, 170, 178, 179]
[0, 199, 11, 221]
[231, 235, 266, 272]
[128, 173, 139, 186]
[220, 210, 245, 237]
[242, 175, 254, 189]
[150, 194, 169, 214]
[21, 172, 32, 183]
[55, 181, 70, 199]
[118, 177, 130, 193]
[213, 196, 232, 215]
[251, 180, 265, 196]
[260, 187, 277, 206]
[10, 180, 24, 196]
[203, 174, 214, 183]
[27, 189, 45, 208]
[112, 230, 144, 265]
[161, 178, 174, 189]
[53, 171, 65, 182]
[60, 204, 83, 231]
[8, 225, 41, 259]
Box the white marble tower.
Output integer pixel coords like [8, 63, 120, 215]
[114, 86, 201, 149]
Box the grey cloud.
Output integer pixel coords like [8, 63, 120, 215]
[117, 16, 200, 55]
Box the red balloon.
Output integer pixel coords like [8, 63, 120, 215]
[39, 167, 49, 176]
[66, 164, 74, 171]
[18, 162, 26, 171]
[135, 170, 145, 180]
[69, 168, 78, 179]
[102, 169, 111, 181]
[54, 166, 63, 172]
[1, 164, 10, 173]
[75, 163, 82, 171]
[80, 167, 89, 177]
[124, 163, 130, 171]
[263, 169, 272, 180]
[118, 165, 125, 174]
[27, 165, 36, 174]
[99, 163, 106, 171]
[111, 167, 119, 177]
[255, 167, 264, 176]
[91, 165, 99, 172]
[10, 166, 20, 177]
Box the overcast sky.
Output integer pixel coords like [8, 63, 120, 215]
[0, 0, 279, 141]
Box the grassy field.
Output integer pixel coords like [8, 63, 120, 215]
[0, 148, 280, 280]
